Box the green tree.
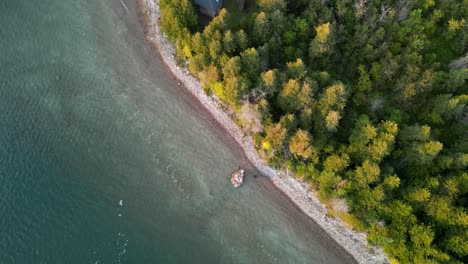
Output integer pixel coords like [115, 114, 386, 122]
[445, 233, 468, 258]
[277, 79, 301, 113]
[258, 0, 286, 13]
[260, 69, 279, 94]
[289, 129, 313, 159]
[323, 153, 350, 174]
[198, 65, 219, 89]
[263, 123, 286, 156]
[353, 160, 381, 188]
[325, 111, 341, 132]
[299, 107, 314, 131]
[236, 30, 249, 51]
[318, 82, 348, 132]
[223, 76, 249, 104]
[240, 48, 260, 83]
[356, 65, 372, 92]
[208, 30, 223, 64]
[160, 0, 197, 41]
[286, 58, 307, 80]
[309, 22, 335, 64]
[222, 56, 241, 79]
[417, 140, 443, 164]
[191, 32, 207, 57]
[223, 30, 236, 54]
[252, 12, 270, 44]
[279, 113, 297, 132]
[317, 171, 342, 199]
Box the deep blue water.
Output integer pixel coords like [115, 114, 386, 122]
[0, 0, 353, 263]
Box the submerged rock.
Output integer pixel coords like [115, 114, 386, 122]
[231, 167, 244, 188]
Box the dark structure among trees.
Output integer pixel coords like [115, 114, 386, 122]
[194, 0, 223, 17]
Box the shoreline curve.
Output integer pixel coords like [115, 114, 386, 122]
[138, 0, 389, 263]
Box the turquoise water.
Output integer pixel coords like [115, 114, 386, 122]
[0, 0, 353, 263]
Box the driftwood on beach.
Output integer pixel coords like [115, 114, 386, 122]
[230, 167, 244, 187]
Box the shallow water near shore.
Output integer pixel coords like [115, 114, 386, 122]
[0, 0, 353, 263]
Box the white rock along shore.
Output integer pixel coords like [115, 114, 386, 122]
[140, 0, 389, 263]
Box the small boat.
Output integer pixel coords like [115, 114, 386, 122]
[231, 167, 244, 188]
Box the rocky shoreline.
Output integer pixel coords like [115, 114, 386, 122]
[139, 0, 389, 263]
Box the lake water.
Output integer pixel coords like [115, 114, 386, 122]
[0, 0, 353, 263]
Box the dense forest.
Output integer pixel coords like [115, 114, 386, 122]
[159, 0, 467, 262]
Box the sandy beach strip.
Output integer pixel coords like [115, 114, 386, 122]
[138, 0, 389, 263]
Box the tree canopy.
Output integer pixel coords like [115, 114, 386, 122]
[160, 0, 468, 262]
